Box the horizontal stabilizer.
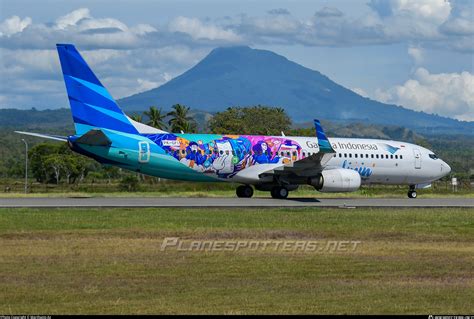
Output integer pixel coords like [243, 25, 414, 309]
[75, 129, 111, 146]
[15, 131, 68, 141]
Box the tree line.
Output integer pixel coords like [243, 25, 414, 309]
[130, 104, 197, 133]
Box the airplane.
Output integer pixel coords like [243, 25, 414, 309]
[16, 44, 451, 199]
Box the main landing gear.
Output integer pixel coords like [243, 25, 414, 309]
[236, 185, 254, 198]
[407, 185, 417, 199]
[270, 186, 289, 199]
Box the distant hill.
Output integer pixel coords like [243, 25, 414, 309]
[0, 108, 73, 131]
[118, 46, 473, 135]
[0, 108, 427, 141]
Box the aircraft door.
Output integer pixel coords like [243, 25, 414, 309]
[413, 148, 421, 169]
[138, 141, 150, 163]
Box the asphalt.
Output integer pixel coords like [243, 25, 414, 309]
[0, 197, 473, 208]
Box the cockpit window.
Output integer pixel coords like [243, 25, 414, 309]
[429, 154, 438, 160]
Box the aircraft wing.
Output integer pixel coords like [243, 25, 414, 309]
[259, 152, 335, 180]
[15, 131, 68, 141]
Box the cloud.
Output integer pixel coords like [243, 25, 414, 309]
[230, 1, 470, 50]
[365, 0, 451, 42]
[438, 0, 474, 52]
[169, 16, 241, 42]
[440, 0, 473, 35]
[0, 5, 472, 116]
[136, 78, 160, 93]
[407, 46, 424, 65]
[368, 0, 451, 25]
[0, 8, 158, 50]
[1, 3, 472, 52]
[351, 87, 369, 98]
[0, 40, 209, 109]
[267, 8, 290, 15]
[375, 68, 474, 121]
[0, 16, 32, 37]
[314, 7, 344, 18]
[55, 8, 91, 30]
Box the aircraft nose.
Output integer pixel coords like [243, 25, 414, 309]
[441, 162, 451, 177]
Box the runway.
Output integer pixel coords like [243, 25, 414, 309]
[1, 197, 473, 208]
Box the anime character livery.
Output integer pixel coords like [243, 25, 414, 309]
[16, 44, 451, 199]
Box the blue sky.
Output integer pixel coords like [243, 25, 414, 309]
[0, 0, 473, 120]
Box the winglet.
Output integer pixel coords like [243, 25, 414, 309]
[314, 119, 335, 153]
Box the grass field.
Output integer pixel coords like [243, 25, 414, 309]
[0, 207, 473, 314]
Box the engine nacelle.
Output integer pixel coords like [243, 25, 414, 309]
[308, 169, 361, 192]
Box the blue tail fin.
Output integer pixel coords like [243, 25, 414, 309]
[314, 119, 335, 153]
[56, 44, 138, 135]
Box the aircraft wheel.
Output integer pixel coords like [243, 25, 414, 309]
[271, 186, 289, 199]
[236, 185, 254, 198]
[407, 190, 417, 198]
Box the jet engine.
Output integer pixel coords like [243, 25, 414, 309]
[308, 169, 361, 192]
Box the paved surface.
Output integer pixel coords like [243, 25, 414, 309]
[1, 197, 473, 208]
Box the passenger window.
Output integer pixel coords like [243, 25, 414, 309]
[349, 154, 352, 158]
[395, 155, 398, 159]
[355, 154, 358, 158]
[366, 154, 369, 158]
[376, 154, 379, 159]
[344, 153, 347, 157]
[339, 153, 342, 158]
[371, 154, 374, 159]
[390, 155, 393, 159]
[400, 155, 403, 159]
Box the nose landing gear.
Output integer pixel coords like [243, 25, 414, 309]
[407, 186, 417, 199]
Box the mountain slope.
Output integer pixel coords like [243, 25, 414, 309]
[118, 46, 472, 134]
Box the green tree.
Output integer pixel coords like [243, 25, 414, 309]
[208, 105, 291, 135]
[62, 154, 92, 184]
[43, 154, 64, 184]
[119, 175, 140, 192]
[29, 143, 63, 183]
[167, 104, 196, 133]
[130, 114, 143, 123]
[144, 106, 167, 129]
[29, 142, 95, 184]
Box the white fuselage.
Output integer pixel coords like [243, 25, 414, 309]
[218, 135, 451, 187]
[307, 137, 450, 186]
